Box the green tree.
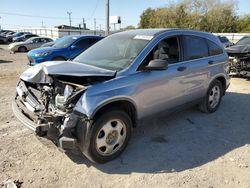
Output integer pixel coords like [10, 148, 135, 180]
[124, 25, 136, 30]
[139, 0, 241, 33]
[238, 15, 250, 32]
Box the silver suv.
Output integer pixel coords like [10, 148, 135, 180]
[13, 29, 230, 163]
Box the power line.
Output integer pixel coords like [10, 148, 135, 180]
[0, 11, 105, 21]
[90, 0, 100, 18]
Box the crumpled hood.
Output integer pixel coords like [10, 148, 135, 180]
[20, 61, 116, 83]
[226, 45, 250, 54]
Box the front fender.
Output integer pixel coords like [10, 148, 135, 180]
[73, 91, 137, 120]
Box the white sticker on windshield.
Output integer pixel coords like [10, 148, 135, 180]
[134, 35, 153, 40]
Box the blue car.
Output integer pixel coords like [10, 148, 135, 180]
[27, 35, 103, 65]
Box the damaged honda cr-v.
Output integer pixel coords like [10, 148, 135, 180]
[13, 29, 230, 163]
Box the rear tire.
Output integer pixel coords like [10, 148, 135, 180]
[82, 110, 132, 163]
[199, 80, 223, 113]
[18, 46, 27, 52]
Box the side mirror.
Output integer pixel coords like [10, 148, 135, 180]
[70, 45, 77, 50]
[144, 59, 168, 71]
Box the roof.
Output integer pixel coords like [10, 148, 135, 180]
[116, 28, 212, 37]
[61, 35, 103, 39]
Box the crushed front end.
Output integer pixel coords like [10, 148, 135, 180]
[12, 78, 88, 150]
[12, 61, 116, 151]
[226, 44, 250, 77]
[228, 53, 250, 76]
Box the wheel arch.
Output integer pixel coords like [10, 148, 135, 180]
[216, 76, 226, 92]
[211, 75, 227, 95]
[18, 46, 27, 51]
[52, 56, 66, 60]
[90, 98, 138, 128]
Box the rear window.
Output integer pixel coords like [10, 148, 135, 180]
[218, 36, 229, 43]
[182, 35, 208, 61]
[207, 40, 223, 56]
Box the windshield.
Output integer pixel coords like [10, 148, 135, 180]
[25, 38, 35, 43]
[13, 32, 22, 37]
[73, 33, 151, 71]
[236, 37, 250, 45]
[53, 36, 78, 48]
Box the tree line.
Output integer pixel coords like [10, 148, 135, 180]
[138, 0, 250, 33]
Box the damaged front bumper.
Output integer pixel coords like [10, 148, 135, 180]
[12, 98, 48, 133]
[12, 81, 89, 150]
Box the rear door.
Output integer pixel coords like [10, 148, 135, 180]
[178, 35, 211, 101]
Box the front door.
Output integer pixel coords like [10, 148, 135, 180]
[134, 36, 190, 118]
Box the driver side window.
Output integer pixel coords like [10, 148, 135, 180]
[141, 36, 180, 68]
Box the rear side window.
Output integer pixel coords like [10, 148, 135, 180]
[40, 38, 50, 43]
[75, 38, 100, 48]
[182, 35, 208, 61]
[207, 40, 223, 56]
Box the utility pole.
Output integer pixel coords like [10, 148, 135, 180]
[94, 18, 96, 35]
[105, 0, 109, 36]
[82, 18, 86, 30]
[0, 16, 1, 30]
[99, 24, 102, 31]
[67, 11, 72, 27]
[41, 21, 44, 28]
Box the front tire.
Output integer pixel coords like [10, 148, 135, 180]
[18, 46, 27, 52]
[83, 110, 132, 163]
[199, 80, 223, 113]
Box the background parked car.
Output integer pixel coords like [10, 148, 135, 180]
[218, 36, 233, 48]
[8, 37, 53, 52]
[0, 30, 15, 43]
[0, 35, 8, 44]
[6, 32, 31, 42]
[13, 34, 39, 42]
[0, 30, 15, 37]
[27, 35, 103, 65]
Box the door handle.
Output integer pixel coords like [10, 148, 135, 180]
[177, 66, 187, 72]
[208, 60, 214, 65]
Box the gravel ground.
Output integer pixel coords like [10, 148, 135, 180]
[0, 44, 250, 188]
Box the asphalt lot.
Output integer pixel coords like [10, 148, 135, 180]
[0, 44, 250, 188]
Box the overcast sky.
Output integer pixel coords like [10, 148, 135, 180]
[0, 0, 249, 30]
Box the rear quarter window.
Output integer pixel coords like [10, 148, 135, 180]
[207, 40, 223, 56]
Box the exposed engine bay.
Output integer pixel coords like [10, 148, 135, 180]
[226, 42, 250, 77]
[228, 53, 250, 77]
